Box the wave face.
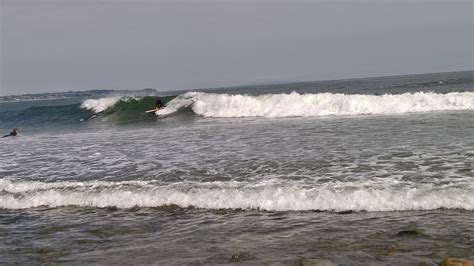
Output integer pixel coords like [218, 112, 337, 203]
[157, 91, 474, 118]
[1, 179, 472, 211]
[80, 96, 166, 114]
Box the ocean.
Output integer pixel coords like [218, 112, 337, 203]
[1, 71, 473, 264]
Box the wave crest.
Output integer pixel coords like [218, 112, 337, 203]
[80, 97, 126, 113]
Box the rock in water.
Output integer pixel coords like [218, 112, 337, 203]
[37, 248, 49, 254]
[441, 258, 474, 266]
[228, 252, 255, 262]
[396, 229, 420, 236]
[300, 258, 335, 266]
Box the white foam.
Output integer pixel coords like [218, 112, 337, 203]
[80, 97, 124, 113]
[155, 93, 196, 116]
[162, 91, 474, 117]
[1, 179, 472, 211]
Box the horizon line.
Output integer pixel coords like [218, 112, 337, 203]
[1, 69, 472, 98]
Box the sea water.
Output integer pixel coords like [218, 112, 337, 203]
[0, 71, 473, 264]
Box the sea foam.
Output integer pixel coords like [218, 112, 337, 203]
[1, 179, 472, 211]
[158, 91, 474, 117]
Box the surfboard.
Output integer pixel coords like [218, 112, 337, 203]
[145, 107, 165, 113]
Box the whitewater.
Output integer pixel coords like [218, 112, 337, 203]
[80, 91, 474, 118]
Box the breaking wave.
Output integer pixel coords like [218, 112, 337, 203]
[158, 91, 474, 117]
[8, 91, 468, 130]
[77, 91, 474, 119]
[0, 179, 472, 211]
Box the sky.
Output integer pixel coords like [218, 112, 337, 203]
[0, 0, 473, 96]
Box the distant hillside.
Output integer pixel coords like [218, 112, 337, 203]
[0, 88, 158, 102]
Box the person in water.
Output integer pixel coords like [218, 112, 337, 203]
[3, 128, 18, 138]
[156, 97, 166, 109]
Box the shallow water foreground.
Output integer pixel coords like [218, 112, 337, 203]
[1, 207, 473, 265]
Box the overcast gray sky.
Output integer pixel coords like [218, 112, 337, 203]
[0, 0, 473, 96]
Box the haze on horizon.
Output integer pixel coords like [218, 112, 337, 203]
[1, 0, 473, 96]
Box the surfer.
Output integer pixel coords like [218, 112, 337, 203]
[3, 128, 18, 138]
[156, 97, 165, 109]
[145, 97, 167, 113]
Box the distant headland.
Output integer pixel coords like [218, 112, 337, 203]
[0, 88, 158, 103]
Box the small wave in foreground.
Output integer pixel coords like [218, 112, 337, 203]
[1, 179, 472, 212]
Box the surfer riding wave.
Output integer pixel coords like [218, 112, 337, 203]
[155, 97, 166, 109]
[144, 96, 167, 114]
